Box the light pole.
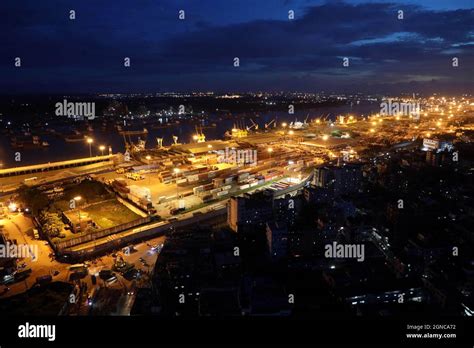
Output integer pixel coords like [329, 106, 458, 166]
[207, 144, 212, 164]
[267, 147, 273, 160]
[74, 196, 82, 231]
[99, 145, 106, 156]
[86, 138, 93, 157]
[173, 168, 180, 205]
[146, 156, 152, 185]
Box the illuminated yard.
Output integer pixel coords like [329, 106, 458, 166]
[81, 200, 141, 229]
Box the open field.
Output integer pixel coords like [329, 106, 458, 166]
[78, 200, 141, 229]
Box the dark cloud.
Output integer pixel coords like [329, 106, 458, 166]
[0, 0, 472, 94]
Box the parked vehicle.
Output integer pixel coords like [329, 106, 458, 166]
[36, 274, 52, 285]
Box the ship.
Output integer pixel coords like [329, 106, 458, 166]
[64, 131, 86, 142]
[119, 128, 149, 136]
[11, 135, 49, 148]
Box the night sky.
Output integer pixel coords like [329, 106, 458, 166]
[1, 0, 473, 94]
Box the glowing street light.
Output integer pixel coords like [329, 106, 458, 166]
[86, 138, 94, 157]
[267, 147, 273, 159]
[73, 196, 83, 224]
[322, 134, 329, 141]
[288, 130, 294, 135]
[146, 155, 151, 161]
[99, 145, 106, 156]
[282, 122, 287, 128]
[8, 202, 17, 212]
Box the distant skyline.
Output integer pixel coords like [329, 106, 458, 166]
[1, 0, 473, 94]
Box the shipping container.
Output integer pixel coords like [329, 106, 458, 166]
[198, 173, 208, 181]
[217, 190, 228, 197]
[129, 185, 151, 200]
[202, 194, 213, 202]
[212, 178, 224, 188]
[203, 183, 214, 191]
[188, 174, 199, 182]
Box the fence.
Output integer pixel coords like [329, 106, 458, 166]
[55, 216, 151, 251]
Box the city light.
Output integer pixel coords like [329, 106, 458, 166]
[8, 202, 17, 212]
[1, 0, 473, 333]
[86, 138, 94, 157]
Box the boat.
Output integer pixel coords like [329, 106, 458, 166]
[119, 128, 148, 136]
[64, 131, 85, 142]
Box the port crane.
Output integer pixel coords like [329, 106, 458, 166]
[246, 119, 259, 131]
[265, 118, 276, 129]
[194, 125, 206, 143]
[156, 137, 163, 148]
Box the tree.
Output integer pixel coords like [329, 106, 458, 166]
[17, 185, 49, 215]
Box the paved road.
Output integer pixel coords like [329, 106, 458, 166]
[0, 212, 165, 302]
